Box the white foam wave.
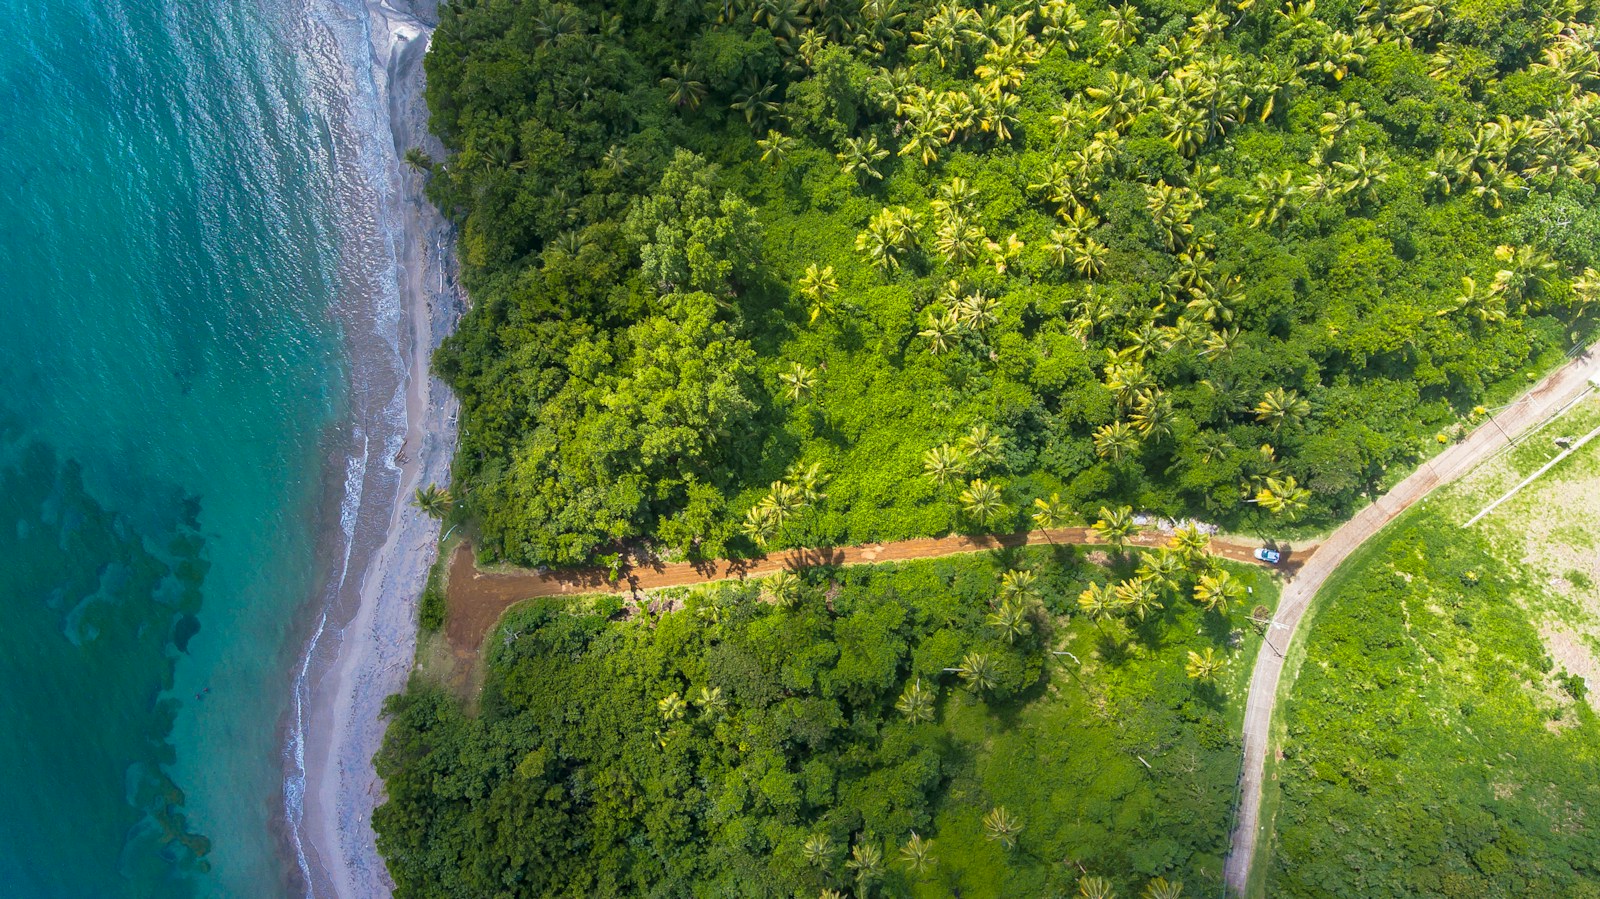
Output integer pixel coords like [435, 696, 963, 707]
[275, 0, 427, 894]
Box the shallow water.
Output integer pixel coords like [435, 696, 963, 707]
[0, 0, 388, 894]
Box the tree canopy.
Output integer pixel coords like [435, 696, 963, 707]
[376, 548, 1271, 897]
[427, 0, 1600, 567]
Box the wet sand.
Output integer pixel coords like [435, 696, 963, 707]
[292, 1, 459, 897]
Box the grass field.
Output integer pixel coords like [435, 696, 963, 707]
[1265, 396, 1600, 897]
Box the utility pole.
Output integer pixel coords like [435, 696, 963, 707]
[1262, 634, 1284, 658]
[1484, 407, 1514, 447]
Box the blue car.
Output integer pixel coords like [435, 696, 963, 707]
[1254, 547, 1282, 564]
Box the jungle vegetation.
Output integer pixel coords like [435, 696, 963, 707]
[425, 0, 1600, 567]
[375, 543, 1276, 897]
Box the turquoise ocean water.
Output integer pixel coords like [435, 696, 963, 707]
[0, 0, 382, 894]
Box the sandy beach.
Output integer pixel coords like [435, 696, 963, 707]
[290, 0, 458, 896]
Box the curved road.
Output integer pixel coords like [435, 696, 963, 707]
[1221, 342, 1600, 895]
[436, 342, 1599, 896]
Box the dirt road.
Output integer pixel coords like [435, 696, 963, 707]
[434, 342, 1598, 897]
[1221, 343, 1600, 895]
[445, 526, 1307, 665]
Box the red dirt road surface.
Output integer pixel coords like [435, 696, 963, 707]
[446, 526, 1304, 662]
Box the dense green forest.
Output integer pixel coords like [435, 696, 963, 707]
[1268, 516, 1600, 897]
[376, 544, 1275, 897]
[424, 0, 1600, 567]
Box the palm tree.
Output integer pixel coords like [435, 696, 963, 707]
[1186, 646, 1225, 680]
[960, 423, 1003, 468]
[660, 63, 707, 110]
[793, 463, 828, 507]
[845, 841, 885, 893]
[1332, 146, 1389, 204]
[757, 131, 797, 165]
[1077, 582, 1118, 629]
[1104, 356, 1154, 405]
[1168, 523, 1212, 569]
[1131, 389, 1174, 442]
[411, 483, 452, 519]
[1185, 288, 1234, 324]
[1093, 421, 1141, 463]
[1571, 267, 1600, 311]
[1091, 505, 1139, 549]
[1099, 4, 1143, 49]
[1079, 875, 1118, 899]
[799, 263, 840, 322]
[1319, 99, 1366, 144]
[857, 207, 915, 273]
[1000, 568, 1040, 602]
[1144, 180, 1200, 250]
[1438, 275, 1507, 324]
[658, 691, 687, 721]
[918, 309, 961, 354]
[900, 832, 936, 874]
[988, 599, 1032, 644]
[982, 806, 1023, 848]
[955, 291, 1000, 332]
[1491, 243, 1557, 311]
[731, 81, 780, 131]
[1199, 326, 1240, 360]
[1032, 492, 1070, 533]
[1073, 237, 1110, 278]
[1142, 877, 1184, 899]
[763, 569, 803, 608]
[764, 480, 807, 518]
[1138, 550, 1185, 594]
[802, 832, 835, 868]
[923, 443, 968, 485]
[1041, 0, 1089, 48]
[975, 87, 1021, 140]
[838, 135, 891, 182]
[956, 652, 997, 693]
[935, 214, 986, 266]
[753, 0, 808, 40]
[693, 685, 727, 718]
[1247, 169, 1298, 228]
[1255, 475, 1311, 519]
[743, 503, 782, 546]
[780, 362, 817, 401]
[1086, 71, 1145, 128]
[1193, 570, 1244, 613]
[1194, 431, 1236, 465]
[1165, 104, 1208, 156]
[896, 678, 936, 722]
[598, 144, 635, 179]
[960, 478, 1006, 526]
[899, 116, 944, 166]
[402, 147, 434, 172]
[1255, 388, 1311, 432]
[1116, 575, 1163, 621]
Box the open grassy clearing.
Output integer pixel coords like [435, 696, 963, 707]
[1265, 398, 1600, 896]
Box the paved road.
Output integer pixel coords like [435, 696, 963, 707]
[1221, 342, 1600, 896]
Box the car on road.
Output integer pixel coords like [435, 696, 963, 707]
[1254, 547, 1282, 564]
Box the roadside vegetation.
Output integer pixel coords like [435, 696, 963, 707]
[1267, 401, 1600, 897]
[423, 0, 1600, 568]
[376, 542, 1277, 897]
[395, 0, 1600, 893]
